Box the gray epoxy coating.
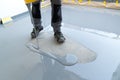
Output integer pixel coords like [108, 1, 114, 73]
[0, 5, 120, 80]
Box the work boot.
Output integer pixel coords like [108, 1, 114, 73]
[31, 27, 43, 39]
[54, 32, 66, 43]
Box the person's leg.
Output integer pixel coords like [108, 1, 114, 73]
[31, 1, 43, 38]
[51, 0, 65, 43]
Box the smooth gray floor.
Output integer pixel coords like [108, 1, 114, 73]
[0, 5, 120, 80]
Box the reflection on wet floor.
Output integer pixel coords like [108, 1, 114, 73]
[80, 27, 120, 39]
[63, 23, 120, 40]
[112, 63, 120, 80]
[25, 56, 87, 80]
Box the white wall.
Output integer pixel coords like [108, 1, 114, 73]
[0, 0, 28, 18]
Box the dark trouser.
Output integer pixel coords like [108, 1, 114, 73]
[29, 0, 62, 33]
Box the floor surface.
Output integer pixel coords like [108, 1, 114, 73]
[0, 5, 120, 80]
